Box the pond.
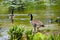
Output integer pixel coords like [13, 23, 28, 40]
[0, 0, 60, 39]
[0, 20, 60, 40]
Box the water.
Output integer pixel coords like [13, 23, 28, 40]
[0, 27, 10, 40]
[0, 13, 60, 40]
[0, 0, 60, 40]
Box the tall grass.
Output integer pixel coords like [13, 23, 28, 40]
[48, 33, 60, 40]
[8, 25, 60, 40]
[25, 29, 33, 40]
[8, 25, 25, 40]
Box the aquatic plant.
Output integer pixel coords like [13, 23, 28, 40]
[33, 32, 47, 40]
[8, 25, 60, 40]
[8, 25, 25, 40]
[25, 29, 33, 40]
[48, 33, 60, 40]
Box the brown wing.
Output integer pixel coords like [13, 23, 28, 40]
[31, 20, 44, 26]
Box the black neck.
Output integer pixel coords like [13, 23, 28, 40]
[30, 14, 33, 21]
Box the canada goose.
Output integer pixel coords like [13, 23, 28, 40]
[28, 14, 45, 34]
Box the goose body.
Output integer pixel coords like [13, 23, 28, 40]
[28, 14, 44, 34]
[30, 20, 44, 27]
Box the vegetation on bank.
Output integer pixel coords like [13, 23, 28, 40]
[8, 25, 60, 40]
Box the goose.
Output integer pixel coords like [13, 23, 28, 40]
[28, 14, 45, 34]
